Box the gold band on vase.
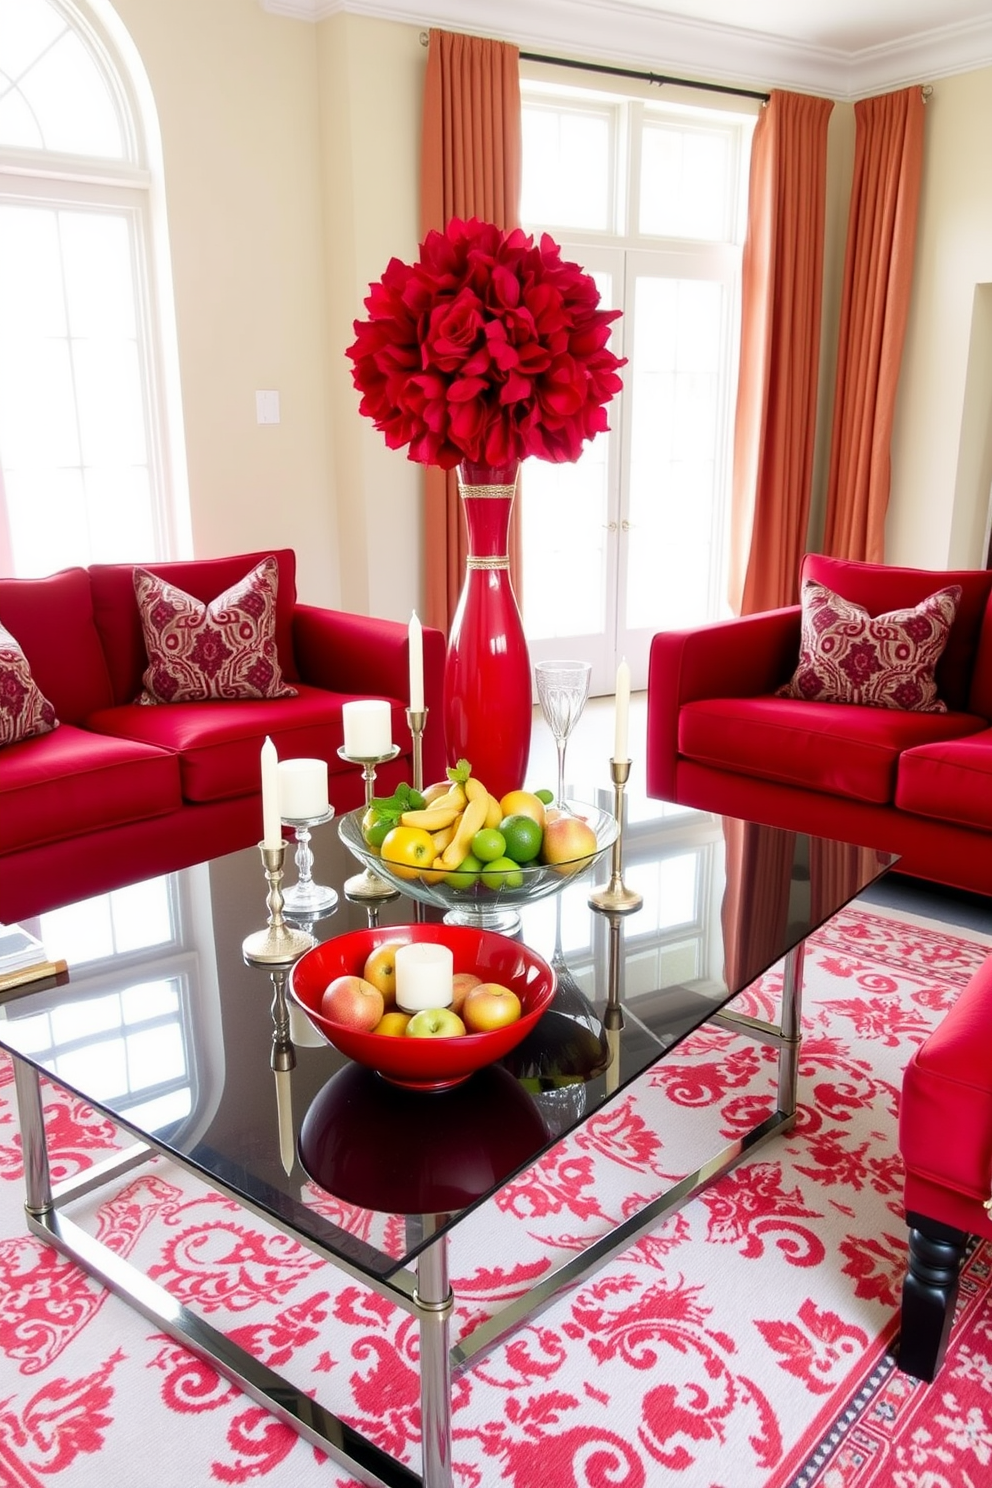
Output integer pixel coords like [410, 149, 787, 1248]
[457, 482, 517, 500]
[466, 556, 509, 569]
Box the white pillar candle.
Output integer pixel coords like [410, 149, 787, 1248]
[614, 659, 631, 762]
[260, 736, 282, 847]
[342, 699, 393, 758]
[408, 611, 424, 712]
[394, 942, 454, 1012]
[278, 758, 329, 819]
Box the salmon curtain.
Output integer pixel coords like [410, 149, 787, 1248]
[420, 29, 522, 636]
[729, 90, 834, 616]
[822, 87, 925, 562]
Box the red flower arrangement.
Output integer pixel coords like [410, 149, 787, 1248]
[346, 217, 625, 470]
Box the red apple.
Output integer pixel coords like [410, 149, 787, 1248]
[462, 982, 522, 1032]
[450, 971, 482, 1015]
[363, 941, 401, 1006]
[540, 814, 598, 875]
[320, 975, 384, 1031]
[405, 1007, 467, 1038]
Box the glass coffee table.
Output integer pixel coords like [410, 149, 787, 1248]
[0, 798, 895, 1488]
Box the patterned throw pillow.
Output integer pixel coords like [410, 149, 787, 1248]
[0, 621, 58, 745]
[777, 579, 962, 713]
[134, 556, 298, 704]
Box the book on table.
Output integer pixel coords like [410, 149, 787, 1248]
[0, 926, 68, 992]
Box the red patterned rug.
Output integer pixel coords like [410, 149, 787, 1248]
[1, 900, 991, 1488]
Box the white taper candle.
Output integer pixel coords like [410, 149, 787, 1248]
[409, 611, 424, 712]
[261, 736, 282, 847]
[614, 659, 631, 762]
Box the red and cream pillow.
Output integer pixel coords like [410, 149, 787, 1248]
[0, 621, 58, 745]
[134, 556, 297, 704]
[778, 579, 962, 713]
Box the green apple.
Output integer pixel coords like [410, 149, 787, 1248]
[405, 1007, 467, 1038]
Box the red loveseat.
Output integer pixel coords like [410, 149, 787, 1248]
[0, 550, 445, 923]
[898, 952, 992, 1380]
[646, 554, 992, 896]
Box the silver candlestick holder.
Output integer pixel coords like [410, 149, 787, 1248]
[603, 909, 625, 1096]
[337, 743, 401, 901]
[269, 964, 297, 1177]
[405, 706, 428, 794]
[242, 841, 316, 965]
[282, 807, 337, 917]
[589, 759, 643, 914]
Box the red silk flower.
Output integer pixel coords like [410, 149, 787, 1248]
[346, 218, 625, 470]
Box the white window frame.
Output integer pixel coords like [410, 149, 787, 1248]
[0, 0, 190, 575]
[519, 75, 756, 693]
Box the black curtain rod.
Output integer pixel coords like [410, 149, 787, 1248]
[518, 49, 769, 104]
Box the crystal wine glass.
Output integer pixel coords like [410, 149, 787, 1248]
[535, 659, 592, 812]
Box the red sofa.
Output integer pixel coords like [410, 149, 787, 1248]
[898, 952, 992, 1379]
[0, 550, 445, 923]
[646, 554, 992, 897]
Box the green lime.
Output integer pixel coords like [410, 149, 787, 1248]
[535, 788, 555, 805]
[481, 855, 524, 890]
[499, 813, 543, 864]
[471, 827, 506, 863]
[406, 787, 427, 810]
[443, 852, 483, 890]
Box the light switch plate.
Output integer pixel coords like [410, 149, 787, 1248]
[256, 390, 280, 425]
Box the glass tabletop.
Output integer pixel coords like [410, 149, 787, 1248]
[0, 794, 895, 1288]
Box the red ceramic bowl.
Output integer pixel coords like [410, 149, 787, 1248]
[288, 923, 556, 1090]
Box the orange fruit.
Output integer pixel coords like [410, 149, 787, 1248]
[498, 790, 546, 829]
[380, 825, 435, 880]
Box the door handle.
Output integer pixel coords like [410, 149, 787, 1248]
[602, 521, 618, 531]
[621, 520, 634, 531]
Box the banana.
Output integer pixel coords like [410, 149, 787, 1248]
[464, 776, 489, 804]
[484, 792, 503, 829]
[440, 795, 489, 868]
[431, 824, 456, 852]
[400, 806, 459, 830]
[425, 784, 467, 815]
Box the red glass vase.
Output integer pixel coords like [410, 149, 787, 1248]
[443, 460, 532, 803]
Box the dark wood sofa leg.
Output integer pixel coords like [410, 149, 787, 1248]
[898, 1212, 969, 1382]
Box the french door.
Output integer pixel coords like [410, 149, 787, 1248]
[521, 243, 740, 696]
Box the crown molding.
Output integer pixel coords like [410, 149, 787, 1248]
[259, 0, 992, 99]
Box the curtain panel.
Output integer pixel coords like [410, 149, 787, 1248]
[729, 90, 834, 616]
[823, 87, 925, 563]
[420, 30, 522, 635]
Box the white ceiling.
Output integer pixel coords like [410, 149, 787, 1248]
[262, 0, 992, 97]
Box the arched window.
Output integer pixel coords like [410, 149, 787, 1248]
[0, 0, 189, 576]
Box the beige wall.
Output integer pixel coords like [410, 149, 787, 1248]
[315, 13, 424, 619]
[110, 0, 342, 608]
[889, 67, 992, 569]
[105, 2, 992, 617]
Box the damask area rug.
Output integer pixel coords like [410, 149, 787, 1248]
[1, 900, 991, 1488]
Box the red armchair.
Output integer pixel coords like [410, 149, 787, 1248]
[898, 953, 992, 1379]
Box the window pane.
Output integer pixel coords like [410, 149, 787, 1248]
[626, 274, 727, 631]
[0, 200, 154, 574]
[521, 103, 612, 231]
[522, 445, 610, 640]
[640, 122, 733, 240]
[0, 0, 125, 158]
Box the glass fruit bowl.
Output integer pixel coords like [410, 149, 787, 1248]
[338, 800, 618, 935]
[288, 923, 557, 1090]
